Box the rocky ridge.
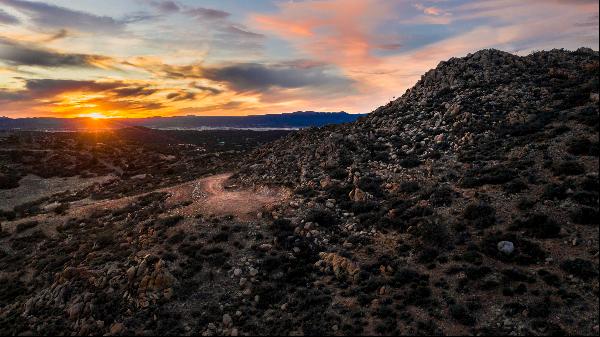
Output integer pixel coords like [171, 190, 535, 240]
[231, 48, 599, 334]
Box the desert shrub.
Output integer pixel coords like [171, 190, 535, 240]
[517, 198, 537, 210]
[0, 278, 27, 306]
[449, 304, 475, 326]
[570, 206, 598, 225]
[390, 268, 428, 288]
[158, 215, 183, 228]
[399, 157, 422, 168]
[537, 269, 561, 287]
[358, 176, 384, 197]
[400, 181, 420, 193]
[428, 185, 455, 206]
[211, 231, 229, 243]
[328, 168, 348, 180]
[326, 184, 352, 200]
[542, 183, 568, 200]
[415, 219, 450, 248]
[295, 186, 317, 198]
[503, 179, 528, 194]
[560, 258, 598, 280]
[13, 200, 43, 217]
[552, 161, 585, 176]
[15, 221, 38, 233]
[0, 174, 19, 189]
[567, 137, 593, 155]
[460, 165, 517, 188]
[351, 201, 379, 214]
[580, 175, 599, 191]
[571, 191, 598, 206]
[54, 203, 70, 215]
[463, 202, 496, 228]
[167, 230, 185, 244]
[305, 209, 337, 227]
[417, 248, 439, 264]
[95, 231, 114, 248]
[510, 213, 562, 238]
[0, 210, 16, 221]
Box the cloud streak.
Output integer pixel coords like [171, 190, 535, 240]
[0, 0, 126, 33]
[0, 37, 114, 68]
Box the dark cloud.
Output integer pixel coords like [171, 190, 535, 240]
[154, 63, 204, 79]
[122, 12, 158, 24]
[148, 0, 180, 13]
[0, 89, 26, 101]
[0, 0, 125, 32]
[44, 29, 69, 42]
[203, 62, 354, 92]
[166, 91, 195, 101]
[112, 86, 157, 97]
[24, 79, 122, 97]
[0, 8, 19, 24]
[0, 37, 112, 68]
[220, 25, 265, 39]
[0, 78, 166, 113]
[189, 82, 222, 95]
[186, 7, 230, 20]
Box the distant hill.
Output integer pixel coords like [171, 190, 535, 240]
[0, 111, 366, 131]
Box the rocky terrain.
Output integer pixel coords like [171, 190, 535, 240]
[233, 48, 599, 335]
[0, 48, 598, 336]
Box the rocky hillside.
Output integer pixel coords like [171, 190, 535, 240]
[231, 48, 599, 334]
[0, 48, 597, 336]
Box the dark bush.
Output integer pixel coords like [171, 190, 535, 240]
[449, 304, 475, 326]
[510, 214, 562, 238]
[15, 221, 38, 233]
[560, 258, 598, 280]
[571, 191, 598, 206]
[566, 137, 593, 155]
[542, 183, 568, 200]
[305, 209, 337, 227]
[328, 168, 348, 180]
[416, 220, 450, 247]
[461, 165, 518, 188]
[463, 202, 496, 228]
[400, 181, 420, 193]
[351, 201, 378, 214]
[552, 161, 585, 176]
[399, 157, 422, 168]
[428, 185, 455, 206]
[158, 215, 183, 228]
[503, 179, 528, 194]
[570, 206, 598, 224]
[0, 174, 19, 189]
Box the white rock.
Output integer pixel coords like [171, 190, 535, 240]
[497, 241, 515, 255]
[222, 314, 233, 327]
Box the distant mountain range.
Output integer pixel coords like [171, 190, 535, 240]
[0, 111, 366, 131]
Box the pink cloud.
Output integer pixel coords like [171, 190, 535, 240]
[249, 0, 598, 114]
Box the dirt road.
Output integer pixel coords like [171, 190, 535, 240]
[167, 173, 290, 220]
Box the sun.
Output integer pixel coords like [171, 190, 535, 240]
[80, 112, 109, 119]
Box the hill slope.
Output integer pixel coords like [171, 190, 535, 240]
[232, 48, 599, 334]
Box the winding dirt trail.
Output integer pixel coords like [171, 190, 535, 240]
[3, 172, 287, 237]
[168, 173, 290, 221]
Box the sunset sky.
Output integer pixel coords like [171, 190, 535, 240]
[0, 0, 598, 118]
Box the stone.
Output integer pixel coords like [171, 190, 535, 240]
[222, 314, 233, 328]
[110, 322, 125, 335]
[498, 241, 515, 255]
